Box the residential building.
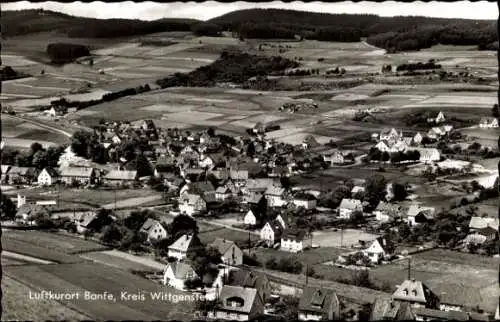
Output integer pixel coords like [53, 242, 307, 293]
[139, 218, 168, 243]
[373, 202, 401, 223]
[179, 193, 207, 216]
[479, 117, 499, 128]
[280, 230, 312, 253]
[199, 154, 215, 169]
[214, 285, 265, 321]
[215, 186, 232, 201]
[412, 307, 469, 321]
[380, 128, 401, 143]
[1, 164, 11, 184]
[406, 205, 436, 226]
[265, 185, 287, 207]
[351, 186, 365, 197]
[59, 166, 96, 185]
[392, 279, 440, 309]
[338, 198, 363, 219]
[37, 167, 59, 186]
[375, 140, 391, 153]
[468, 217, 499, 231]
[209, 238, 243, 266]
[370, 299, 415, 321]
[275, 213, 288, 230]
[74, 211, 99, 234]
[292, 194, 317, 210]
[167, 234, 203, 261]
[227, 270, 271, 303]
[243, 210, 258, 226]
[428, 282, 485, 313]
[260, 220, 283, 247]
[103, 170, 138, 186]
[229, 169, 249, 183]
[298, 287, 341, 321]
[6, 166, 37, 185]
[363, 237, 395, 263]
[15, 204, 50, 226]
[408, 148, 441, 163]
[163, 261, 198, 291]
[185, 181, 216, 203]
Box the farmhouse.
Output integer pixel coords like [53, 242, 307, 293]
[15, 204, 50, 226]
[392, 279, 440, 309]
[37, 167, 59, 186]
[479, 117, 499, 128]
[163, 261, 198, 291]
[407, 148, 440, 163]
[427, 111, 446, 124]
[179, 193, 207, 216]
[412, 308, 469, 321]
[280, 230, 312, 253]
[373, 202, 401, 223]
[59, 166, 96, 185]
[380, 128, 401, 143]
[167, 234, 203, 261]
[260, 220, 283, 247]
[227, 270, 271, 303]
[298, 287, 341, 321]
[363, 237, 395, 263]
[139, 218, 168, 243]
[292, 193, 317, 210]
[375, 140, 391, 153]
[214, 285, 264, 321]
[103, 170, 138, 186]
[209, 238, 243, 266]
[370, 299, 414, 321]
[338, 198, 363, 219]
[264, 185, 287, 207]
[406, 205, 436, 226]
[74, 211, 99, 234]
[185, 181, 216, 202]
[215, 186, 233, 201]
[243, 210, 258, 226]
[6, 166, 37, 185]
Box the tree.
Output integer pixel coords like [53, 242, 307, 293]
[30, 142, 44, 155]
[392, 182, 408, 201]
[352, 270, 372, 288]
[492, 104, 499, 118]
[168, 214, 199, 239]
[365, 174, 388, 206]
[46, 145, 66, 168]
[32, 150, 49, 169]
[1, 193, 16, 220]
[123, 209, 157, 232]
[71, 130, 93, 158]
[133, 153, 154, 177]
[101, 223, 125, 245]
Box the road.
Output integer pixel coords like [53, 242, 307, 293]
[3, 113, 72, 138]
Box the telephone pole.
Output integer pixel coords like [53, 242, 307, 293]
[408, 256, 411, 280]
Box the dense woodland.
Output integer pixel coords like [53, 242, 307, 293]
[46, 43, 90, 64]
[3, 9, 497, 52]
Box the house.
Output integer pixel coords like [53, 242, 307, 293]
[275, 213, 288, 230]
[163, 261, 198, 291]
[292, 194, 317, 210]
[179, 193, 207, 216]
[370, 298, 415, 321]
[215, 186, 232, 201]
[412, 307, 469, 321]
[375, 140, 391, 153]
[167, 234, 203, 261]
[338, 198, 363, 219]
[139, 218, 168, 242]
[380, 128, 401, 143]
[243, 210, 258, 226]
[260, 220, 283, 247]
[363, 237, 395, 263]
[45, 106, 67, 117]
[351, 186, 365, 198]
[298, 287, 341, 321]
[6, 166, 37, 185]
[37, 167, 59, 186]
[468, 216, 499, 231]
[428, 111, 446, 124]
[74, 211, 99, 234]
[199, 154, 215, 169]
[325, 150, 351, 165]
[407, 148, 440, 163]
[427, 127, 445, 140]
[214, 285, 265, 321]
[280, 230, 312, 253]
[185, 181, 216, 203]
[1, 164, 11, 183]
[227, 270, 271, 303]
[265, 185, 287, 207]
[302, 135, 320, 149]
[15, 204, 50, 226]
[426, 282, 486, 313]
[209, 238, 243, 266]
[154, 157, 177, 176]
[103, 170, 138, 186]
[59, 166, 96, 185]
[479, 117, 499, 128]
[406, 205, 436, 226]
[229, 169, 249, 183]
[392, 278, 440, 309]
[413, 132, 423, 145]
[373, 202, 401, 223]
[141, 119, 156, 132]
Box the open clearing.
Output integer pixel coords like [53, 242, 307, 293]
[312, 229, 380, 248]
[81, 250, 165, 272]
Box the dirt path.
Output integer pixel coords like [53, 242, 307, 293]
[3, 114, 72, 138]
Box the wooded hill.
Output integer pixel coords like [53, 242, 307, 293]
[2, 8, 497, 52]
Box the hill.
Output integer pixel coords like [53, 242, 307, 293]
[1, 9, 200, 38]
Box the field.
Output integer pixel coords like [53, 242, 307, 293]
[311, 229, 380, 248]
[198, 226, 261, 245]
[2, 276, 91, 321]
[250, 247, 348, 266]
[80, 250, 165, 272]
[2, 237, 86, 264]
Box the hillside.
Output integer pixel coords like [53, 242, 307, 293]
[1, 9, 200, 38]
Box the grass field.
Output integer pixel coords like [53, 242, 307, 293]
[3, 262, 195, 320]
[2, 276, 91, 321]
[250, 247, 347, 267]
[2, 237, 86, 264]
[80, 250, 164, 272]
[198, 227, 261, 245]
[3, 230, 109, 255]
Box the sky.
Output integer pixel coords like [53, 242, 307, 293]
[3, 1, 497, 21]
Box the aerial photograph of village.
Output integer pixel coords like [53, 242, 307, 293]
[0, 1, 499, 321]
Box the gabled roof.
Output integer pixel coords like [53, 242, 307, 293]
[9, 166, 36, 176]
[104, 170, 137, 181]
[156, 156, 177, 167]
[263, 220, 283, 235]
[375, 202, 401, 215]
[372, 237, 395, 254]
[75, 211, 98, 227]
[1, 164, 12, 174]
[412, 307, 469, 321]
[282, 230, 309, 242]
[41, 167, 59, 177]
[215, 186, 231, 194]
[245, 178, 275, 191]
[392, 279, 434, 304]
[189, 181, 215, 194]
[469, 217, 499, 230]
[298, 286, 339, 315]
[265, 185, 285, 196]
[16, 204, 50, 219]
[244, 193, 264, 204]
[370, 299, 414, 321]
[228, 269, 268, 290]
[180, 193, 205, 205]
[139, 218, 162, 234]
[218, 285, 259, 314]
[59, 166, 93, 178]
[168, 234, 201, 252]
[339, 198, 362, 210]
[210, 238, 238, 256]
[166, 261, 197, 280]
[425, 281, 485, 309]
[229, 169, 249, 180]
[407, 204, 435, 218]
[293, 193, 317, 201]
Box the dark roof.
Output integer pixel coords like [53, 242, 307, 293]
[210, 238, 238, 256]
[370, 299, 414, 321]
[218, 285, 259, 314]
[373, 237, 395, 254]
[412, 307, 469, 321]
[282, 230, 309, 242]
[298, 287, 339, 315]
[227, 270, 269, 291]
[189, 181, 215, 194]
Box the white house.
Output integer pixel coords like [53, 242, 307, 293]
[413, 132, 423, 145]
[292, 194, 317, 210]
[139, 218, 168, 243]
[260, 220, 283, 247]
[428, 112, 445, 124]
[178, 193, 207, 216]
[392, 279, 440, 310]
[338, 198, 363, 219]
[37, 168, 59, 186]
[74, 211, 98, 234]
[408, 148, 440, 163]
[280, 230, 312, 253]
[167, 234, 203, 261]
[479, 117, 499, 128]
[214, 285, 264, 321]
[244, 210, 258, 226]
[363, 237, 395, 263]
[199, 155, 215, 169]
[373, 202, 401, 223]
[406, 205, 436, 226]
[215, 186, 232, 201]
[210, 238, 243, 266]
[265, 185, 287, 207]
[380, 128, 401, 143]
[163, 261, 198, 290]
[375, 141, 391, 153]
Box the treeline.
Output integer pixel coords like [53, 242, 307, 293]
[0, 66, 31, 81]
[156, 51, 298, 88]
[46, 43, 90, 64]
[396, 60, 442, 72]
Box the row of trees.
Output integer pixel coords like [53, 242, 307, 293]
[365, 148, 421, 164]
[396, 60, 442, 72]
[1, 142, 65, 170]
